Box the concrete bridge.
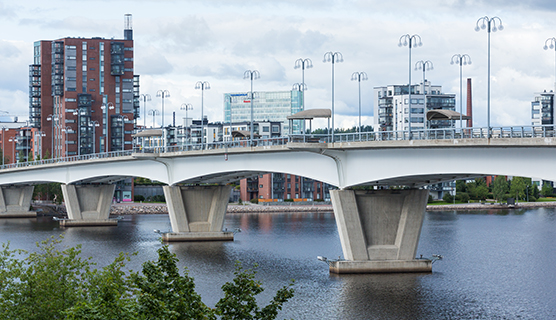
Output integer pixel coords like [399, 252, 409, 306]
[1, 126, 555, 273]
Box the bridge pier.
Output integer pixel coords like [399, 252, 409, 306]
[0, 185, 36, 218]
[329, 189, 431, 274]
[162, 185, 233, 241]
[60, 184, 117, 227]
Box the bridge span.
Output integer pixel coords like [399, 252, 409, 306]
[1, 127, 555, 273]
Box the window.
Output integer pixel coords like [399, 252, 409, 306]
[89, 67, 95, 71]
[89, 89, 95, 92]
[262, 127, 269, 132]
[259, 184, 263, 188]
[89, 57, 95, 60]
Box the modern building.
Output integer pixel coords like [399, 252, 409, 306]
[29, 14, 139, 159]
[240, 173, 331, 203]
[531, 90, 554, 126]
[223, 90, 303, 136]
[374, 80, 456, 132]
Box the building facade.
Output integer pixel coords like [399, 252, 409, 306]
[373, 81, 456, 132]
[223, 90, 303, 136]
[240, 173, 331, 203]
[531, 90, 554, 126]
[29, 14, 139, 159]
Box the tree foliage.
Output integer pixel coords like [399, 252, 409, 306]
[492, 176, 509, 202]
[542, 182, 553, 197]
[0, 237, 295, 320]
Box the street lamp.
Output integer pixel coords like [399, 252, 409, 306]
[475, 16, 503, 137]
[156, 90, 170, 128]
[36, 131, 45, 160]
[148, 109, 160, 128]
[451, 54, 472, 129]
[180, 103, 193, 144]
[243, 70, 260, 144]
[62, 126, 72, 156]
[415, 60, 433, 95]
[8, 137, 16, 164]
[195, 81, 210, 149]
[100, 102, 114, 153]
[90, 121, 99, 154]
[351, 72, 368, 141]
[46, 114, 59, 158]
[295, 58, 313, 134]
[399, 34, 422, 139]
[292, 83, 307, 136]
[323, 52, 343, 142]
[117, 115, 129, 151]
[72, 110, 81, 155]
[1, 127, 7, 166]
[140, 93, 152, 128]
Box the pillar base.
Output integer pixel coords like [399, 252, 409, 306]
[0, 211, 36, 218]
[329, 259, 432, 274]
[60, 219, 118, 227]
[162, 231, 234, 242]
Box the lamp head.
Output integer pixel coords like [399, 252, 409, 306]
[498, 24, 504, 31]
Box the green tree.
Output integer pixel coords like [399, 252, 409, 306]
[132, 245, 213, 320]
[215, 262, 294, 320]
[456, 180, 467, 193]
[542, 182, 553, 197]
[510, 177, 527, 201]
[492, 176, 509, 202]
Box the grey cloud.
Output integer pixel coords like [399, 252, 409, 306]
[231, 28, 329, 57]
[135, 48, 174, 75]
[0, 41, 21, 58]
[156, 16, 213, 52]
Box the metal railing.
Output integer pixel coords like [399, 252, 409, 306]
[2, 125, 554, 171]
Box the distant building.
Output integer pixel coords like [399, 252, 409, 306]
[223, 90, 303, 136]
[240, 173, 331, 202]
[531, 90, 554, 126]
[373, 80, 456, 132]
[29, 14, 139, 159]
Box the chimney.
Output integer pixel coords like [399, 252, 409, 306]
[124, 14, 133, 40]
[466, 78, 473, 127]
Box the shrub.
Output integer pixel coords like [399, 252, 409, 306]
[427, 195, 434, 203]
[250, 198, 259, 204]
[284, 199, 294, 202]
[134, 195, 145, 202]
[442, 193, 454, 203]
[457, 192, 470, 203]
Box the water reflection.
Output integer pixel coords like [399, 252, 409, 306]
[1, 209, 556, 319]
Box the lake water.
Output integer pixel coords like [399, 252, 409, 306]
[1, 208, 555, 319]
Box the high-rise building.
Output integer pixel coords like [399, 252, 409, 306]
[373, 81, 456, 132]
[29, 14, 139, 158]
[223, 90, 303, 136]
[531, 90, 554, 126]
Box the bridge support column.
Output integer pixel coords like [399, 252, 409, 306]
[162, 185, 233, 241]
[329, 189, 431, 274]
[60, 184, 117, 227]
[0, 186, 36, 218]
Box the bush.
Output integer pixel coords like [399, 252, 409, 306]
[250, 198, 259, 204]
[427, 195, 434, 203]
[457, 192, 470, 203]
[442, 193, 454, 203]
[134, 195, 145, 202]
[314, 199, 325, 202]
[284, 199, 294, 202]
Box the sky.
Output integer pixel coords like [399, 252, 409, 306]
[1, 0, 556, 129]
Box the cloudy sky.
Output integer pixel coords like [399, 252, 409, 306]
[1, 0, 556, 129]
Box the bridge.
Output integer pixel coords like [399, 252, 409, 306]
[1, 125, 555, 274]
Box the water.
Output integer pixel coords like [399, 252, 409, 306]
[1, 208, 555, 319]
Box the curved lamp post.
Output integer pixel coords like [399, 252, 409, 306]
[148, 109, 160, 128]
[90, 121, 99, 154]
[451, 54, 472, 129]
[295, 58, 313, 134]
[181, 103, 193, 144]
[475, 16, 503, 137]
[62, 126, 72, 156]
[156, 90, 170, 128]
[100, 102, 114, 153]
[543, 37, 556, 92]
[415, 60, 433, 133]
[323, 52, 343, 142]
[46, 114, 59, 157]
[399, 34, 422, 139]
[140, 93, 152, 128]
[243, 70, 260, 144]
[195, 81, 210, 149]
[351, 72, 368, 140]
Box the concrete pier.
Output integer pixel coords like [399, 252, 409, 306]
[162, 185, 233, 241]
[0, 185, 36, 218]
[330, 188, 430, 274]
[60, 184, 117, 227]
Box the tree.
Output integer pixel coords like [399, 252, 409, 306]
[510, 177, 527, 201]
[542, 182, 553, 197]
[492, 176, 509, 202]
[215, 262, 294, 320]
[132, 245, 213, 320]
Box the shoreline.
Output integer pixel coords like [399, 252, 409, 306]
[34, 201, 556, 216]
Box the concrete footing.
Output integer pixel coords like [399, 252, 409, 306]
[0, 186, 36, 218]
[60, 219, 118, 227]
[163, 185, 233, 242]
[162, 231, 234, 242]
[330, 189, 429, 274]
[329, 259, 432, 274]
[60, 184, 116, 227]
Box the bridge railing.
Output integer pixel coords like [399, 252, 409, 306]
[2, 125, 555, 171]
